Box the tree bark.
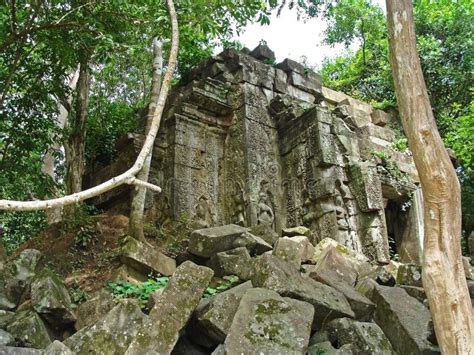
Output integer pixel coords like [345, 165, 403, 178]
[64, 55, 90, 196]
[42, 68, 80, 223]
[385, 1, 474, 353]
[0, 0, 179, 212]
[129, 38, 164, 242]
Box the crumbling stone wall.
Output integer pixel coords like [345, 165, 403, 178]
[87, 45, 424, 264]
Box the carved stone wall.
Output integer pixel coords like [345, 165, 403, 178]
[87, 45, 423, 264]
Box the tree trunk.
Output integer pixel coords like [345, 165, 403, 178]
[385, 1, 474, 353]
[64, 55, 90, 196]
[42, 68, 80, 224]
[129, 38, 164, 242]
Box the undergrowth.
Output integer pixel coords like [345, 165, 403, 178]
[108, 275, 240, 309]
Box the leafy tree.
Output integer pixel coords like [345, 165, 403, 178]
[0, 0, 271, 252]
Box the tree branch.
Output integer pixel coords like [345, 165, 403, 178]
[0, 0, 179, 211]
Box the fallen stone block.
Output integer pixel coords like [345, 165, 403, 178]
[31, 268, 76, 329]
[74, 288, 115, 330]
[286, 236, 315, 263]
[307, 268, 375, 321]
[0, 249, 42, 311]
[273, 237, 306, 268]
[7, 306, 52, 349]
[120, 236, 176, 276]
[401, 285, 427, 304]
[189, 281, 253, 347]
[206, 247, 253, 280]
[0, 329, 15, 346]
[223, 288, 314, 354]
[312, 242, 368, 286]
[372, 285, 439, 354]
[188, 224, 250, 258]
[0, 347, 41, 354]
[126, 261, 213, 354]
[64, 299, 146, 354]
[44, 340, 73, 355]
[252, 254, 354, 329]
[325, 317, 394, 354]
[0, 310, 14, 330]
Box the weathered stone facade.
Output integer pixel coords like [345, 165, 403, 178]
[87, 45, 424, 265]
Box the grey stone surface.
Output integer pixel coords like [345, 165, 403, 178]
[64, 299, 146, 354]
[281, 226, 311, 237]
[188, 224, 251, 258]
[189, 281, 253, 347]
[88, 45, 421, 267]
[0, 311, 14, 330]
[0, 347, 42, 354]
[120, 236, 176, 276]
[30, 268, 76, 328]
[371, 109, 389, 127]
[325, 318, 394, 354]
[396, 263, 423, 287]
[126, 261, 213, 354]
[206, 247, 253, 280]
[401, 285, 427, 303]
[74, 288, 115, 330]
[307, 268, 375, 321]
[223, 288, 313, 355]
[44, 340, 73, 355]
[273, 237, 306, 268]
[249, 44, 275, 62]
[372, 285, 439, 354]
[7, 306, 52, 349]
[0, 250, 42, 311]
[251, 254, 354, 328]
[0, 329, 14, 346]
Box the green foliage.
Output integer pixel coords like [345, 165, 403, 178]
[372, 150, 409, 183]
[204, 276, 239, 298]
[0, 0, 271, 253]
[108, 276, 170, 309]
[0, 210, 47, 254]
[444, 97, 474, 168]
[70, 286, 90, 306]
[61, 204, 100, 249]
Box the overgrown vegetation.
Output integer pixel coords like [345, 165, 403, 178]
[108, 276, 170, 309]
[108, 275, 240, 309]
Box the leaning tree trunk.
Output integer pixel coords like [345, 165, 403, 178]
[42, 68, 80, 224]
[386, 1, 474, 353]
[64, 55, 90, 197]
[129, 38, 164, 242]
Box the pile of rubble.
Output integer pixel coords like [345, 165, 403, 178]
[2, 223, 467, 354]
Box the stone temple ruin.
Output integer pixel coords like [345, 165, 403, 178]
[87, 44, 424, 265]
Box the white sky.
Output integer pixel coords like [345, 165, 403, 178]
[231, 0, 386, 69]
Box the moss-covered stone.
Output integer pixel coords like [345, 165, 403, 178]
[64, 299, 146, 354]
[372, 285, 439, 354]
[125, 261, 214, 354]
[223, 288, 313, 354]
[0, 249, 42, 311]
[7, 306, 52, 349]
[325, 317, 394, 354]
[251, 254, 354, 329]
[0, 310, 14, 330]
[189, 281, 253, 347]
[0, 329, 15, 346]
[31, 268, 76, 328]
[120, 236, 176, 276]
